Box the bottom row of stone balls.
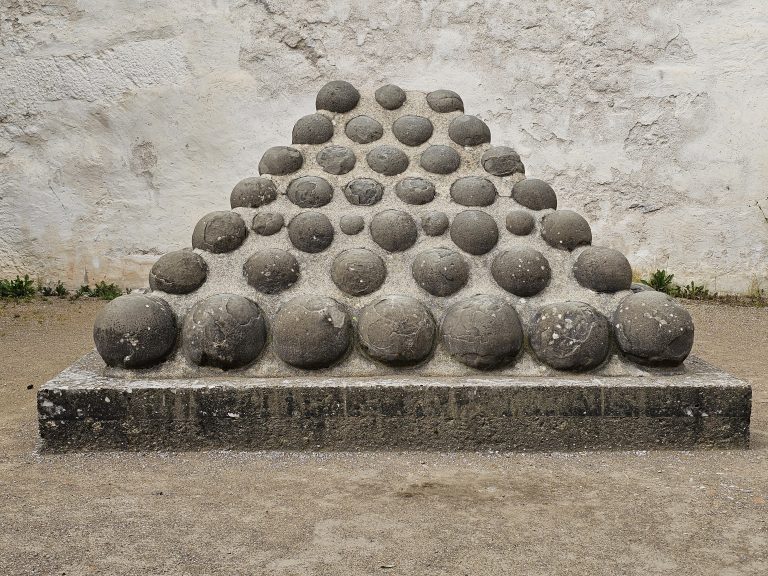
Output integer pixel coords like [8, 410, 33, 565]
[94, 291, 694, 372]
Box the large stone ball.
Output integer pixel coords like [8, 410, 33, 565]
[375, 84, 406, 110]
[481, 146, 524, 176]
[243, 249, 299, 294]
[149, 250, 207, 294]
[426, 89, 464, 113]
[230, 177, 277, 209]
[420, 145, 461, 174]
[512, 178, 557, 210]
[287, 212, 334, 253]
[366, 145, 409, 176]
[450, 176, 496, 207]
[541, 210, 592, 251]
[345, 115, 383, 144]
[412, 248, 469, 297]
[573, 247, 632, 293]
[286, 176, 334, 208]
[505, 210, 536, 235]
[343, 178, 384, 206]
[258, 146, 303, 175]
[316, 145, 356, 175]
[448, 115, 491, 146]
[392, 115, 434, 146]
[370, 209, 418, 252]
[395, 177, 436, 205]
[93, 294, 177, 368]
[450, 210, 499, 255]
[421, 211, 449, 236]
[316, 80, 360, 113]
[292, 113, 334, 144]
[192, 211, 247, 253]
[491, 248, 551, 297]
[331, 248, 386, 296]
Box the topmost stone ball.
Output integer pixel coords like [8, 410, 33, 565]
[316, 80, 360, 113]
[426, 89, 464, 113]
[375, 84, 406, 110]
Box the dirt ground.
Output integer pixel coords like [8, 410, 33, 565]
[0, 299, 766, 576]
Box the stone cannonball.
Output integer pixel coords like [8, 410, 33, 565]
[421, 211, 449, 236]
[441, 295, 524, 369]
[286, 176, 334, 208]
[419, 145, 461, 174]
[426, 89, 464, 113]
[357, 295, 436, 366]
[258, 146, 303, 176]
[287, 212, 334, 253]
[491, 248, 551, 297]
[149, 250, 207, 294]
[412, 248, 469, 297]
[395, 177, 436, 205]
[370, 209, 418, 252]
[512, 178, 557, 210]
[272, 296, 352, 368]
[243, 249, 299, 294]
[529, 302, 612, 372]
[331, 248, 386, 296]
[448, 115, 491, 146]
[450, 176, 497, 207]
[540, 210, 592, 251]
[375, 84, 406, 110]
[316, 80, 360, 113]
[345, 115, 384, 144]
[613, 291, 694, 366]
[251, 212, 284, 236]
[230, 177, 277, 209]
[292, 113, 334, 145]
[339, 215, 365, 235]
[392, 115, 434, 146]
[93, 294, 177, 368]
[316, 145, 356, 175]
[343, 178, 384, 206]
[481, 146, 525, 176]
[449, 210, 499, 255]
[505, 210, 536, 236]
[192, 211, 247, 253]
[573, 246, 632, 293]
[366, 145, 409, 176]
[182, 294, 267, 370]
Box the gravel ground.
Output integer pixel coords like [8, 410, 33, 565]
[0, 298, 766, 575]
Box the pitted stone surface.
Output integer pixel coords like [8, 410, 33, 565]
[421, 211, 449, 236]
[343, 178, 384, 206]
[505, 210, 536, 235]
[491, 248, 551, 297]
[448, 115, 491, 146]
[149, 250, 207, 294]
[450, 210, 498, 255]
[192, 211, 247, 253]
[345, 115, 383, 144]
[426, 89, 464, 113]
[420, 145, 461, 174]
[243, 249, 299, 294]
[370, 209, 418, 252]
[251, 212, 284, 236]
[374, 84, 406, 110]
[392, 115, 434, 146]
[286, 176, 334, 208]
[258, 146, 303, 175]
[230, 177, 277, 209]
[574, 247, 632, 293]
[450, 176, 496, 207]
[512, 178, 557, 211]
[287, 212, 334, 253]
[395, 177, 436, 205]
[339, 215, 365, 235]
[331, 248, 386, 296]
[541, 210, 592, 251]
[481, 146, 524, 176]
[316, 80, 360, 113]
[316, 145, 356, 175]
[292, 113, 334, 145]
[366, 145, 409, 176]
[412, 248, 469, 297]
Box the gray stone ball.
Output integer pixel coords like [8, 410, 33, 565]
[93, 294, 177, 368]
[287, 212, 335, 253]
[192, 211, 247, 253]
[481, 146, 525, 176]
[366, 145, 409, 176]
[450, 176, 497, 207]
[505, 210, 536, 235]
[339, 215, 365, 235]
[426, 89, 464, 113]
[273, 296, 352, 368]
[512, 178, 557, 210]
[491, 248, 551, 297]
[316, 145, 356, 175]
[412, 248, 469, 297]
[394, 177, 436, 205]
[573, 247, 633, 293]
[230, 177, 277, 209]
[286, 176, 334, 208]
[421, 211, 449, 236]
[345, 115, 384, 144]
[331, 248, 386, 296]
[243, 249, 300, 294]
[448, 115, 491, 146]
[541, 210, 592, 251]
[375, 84, 406, 109]
[370, 209, 418, 252]
[343, 178, 384, 206]
[251, 212, 284, 236]
[441, 295, 524, 369]
[316, 80, 360, 113]
[449, 210, 499, 255]
[529, 302, 612, 371]
[392, 115, 434, 146]
[149, 250, 207, 294]
[258, 146, 303, 176]
[357, 295, 436, 366]
[292, 113, 334, 145]
[182, 294, 267, 370]
[419, 145, 461, 174]
[614, 291, 694, 366]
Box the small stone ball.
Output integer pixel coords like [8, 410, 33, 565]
[286, 176, 334, 208]
[339, 215, 365, 235]
[529, 302, 612, 371]
[450, 176, 497, 207]
[370, 209, 418, 252]
[505, 210, 536, 235]
[421, 211, 449, 236]
[448, 115, 491, 146]
[343, 178, 384, 206]
[541, 210, 592, 251]
[512, 178, 557, 210]
[573, 247, 632, 293]
[331, 248, 386, 296]
[420, 145, 461, 174]
[149, 250, 207, 294]
[316, 145, 356, 175]
[375, 84, 407, 109]
[316, 80, 360, 113]
[292, 113, 334, 144]
[273, 296, 352, 368]
[258, 146, 303, 176]
[93, 294, 177, 368]
[251, 212, 284, 236]
[481, 146, 525, 176]
[358, 295, 436, 366]
[192, 211, 247, 253]
[392, 115, 434, 146]
[243, 249, 299, 294]
[230, 177, 277, 209]
[345, 115, 384, 144]
[412, 248, 469, 297]
[449, 210, 499, 255]
[287, 212, 334, 253]
[614, 291, 694, 366]
[426, 89, 464, 113]
[441, 295, 524, 369]
[394, 177, 436, 205]
[182, 294, 267, 369]
[491, 248, 551, 297]
[366, 145, 409, 176]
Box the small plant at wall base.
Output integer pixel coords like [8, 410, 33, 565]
[70, 282, 122, 301]
[0, 275, 36, 299]
[641, 269, 677, 293]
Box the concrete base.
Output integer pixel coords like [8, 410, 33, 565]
[38, 352, 751, 452]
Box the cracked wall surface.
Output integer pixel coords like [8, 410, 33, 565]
[1, 0, 766, 292]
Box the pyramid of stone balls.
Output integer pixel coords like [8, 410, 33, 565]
[93, 81, 694, 374]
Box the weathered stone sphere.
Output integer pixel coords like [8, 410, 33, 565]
[541, 210, 592, 251]
[529, 302, 612, 371]
[573, 247, 632, 293]
[450, 176, 496, 207]
[230, 177, 277, 209]
[258, 146, 303, 175]
[286, 176, 333, 208]
[149, 250, 207, 294]
[345, 115, 383, 144]
[366, 145, 409, 176]
[343, 178, 384, 206]
[481, 146, 524, 176]
[450, 210, 499, 255]
[441, 295, 524, 369]
[316, 145, 356, 175]
[182, 294, 267, 370]
[420, 145, 461, 174]
[316, 80, 360, 113]
[370, 209, 418, 252]
[287, 212, 334, 253]
[392, 115, 434, 146]
[426, 89, 464, 113]
[512, 178, 557, 210]
[395, 177, 436, 205]
[421, 211, 449, 236]
[192, 211, 247, 253]
[339, 215, 365, 235]
[505, 210, 535, 235]
[331, 248, 386, 296]
[93, 294, 177, 368]
[375, 84, 406, 109]
[251, 212, 284, 236]
[412, 248, 469, 297]
[448, 115, 491, 146]
[357, 295, 436, 366]
[613, 291, 694, 366]
[273, 296, 352, 368]
[292, 113, 334, 145]
[243, 249, 299, 294]
[491, 248, 551, 297]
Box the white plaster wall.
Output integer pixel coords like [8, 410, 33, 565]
[1, 0, 766, 293]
